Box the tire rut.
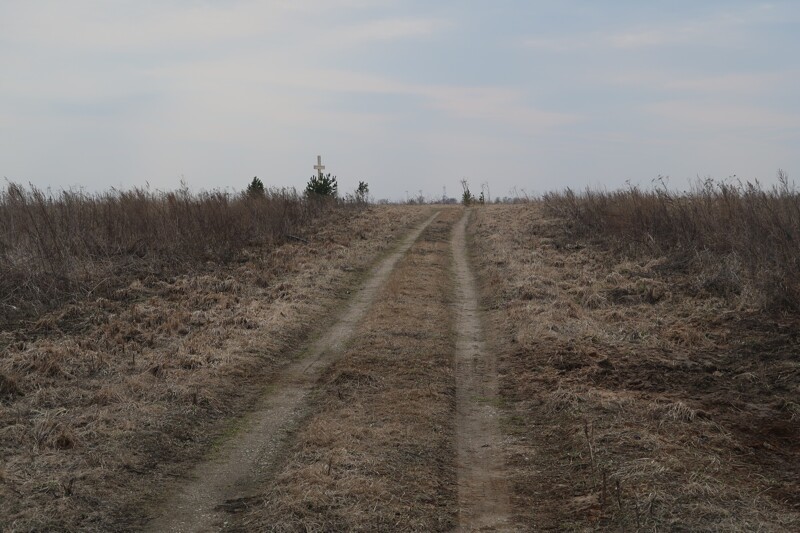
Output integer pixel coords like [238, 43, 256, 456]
[452, 209, 513, 531]
[145, 212, 440, 533]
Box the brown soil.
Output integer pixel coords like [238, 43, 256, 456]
[452, 210, 513, 531]
[145, 212, 440, 532]
[470, 204, 800, 531]
[0, 206, 433, 531]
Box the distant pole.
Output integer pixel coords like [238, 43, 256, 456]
[314, 155, 325, 179]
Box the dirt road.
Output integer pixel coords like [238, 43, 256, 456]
[145, 208, 512, 532]
[452, 211, 512, 531]
[147, 212, 439, 532]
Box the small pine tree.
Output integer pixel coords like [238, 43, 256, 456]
[305, 173, 338, 198]
[246, 176, 265, 197]
[355, 181, 369, 202]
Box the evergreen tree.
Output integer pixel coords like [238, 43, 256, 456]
[246, 176, 265, 197]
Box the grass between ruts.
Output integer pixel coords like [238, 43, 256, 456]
[0, 205, 433, 531]
[232, 208, 462, 531]
[470, 203, 799, 531]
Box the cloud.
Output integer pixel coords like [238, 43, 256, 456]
[645, 100, 798, 130]
[279, 67, 578, 129]
[0, 1, 435, 52]
[325, 17, 448, 46]
[145, 55, 577, 134]
[607, 25, 701, 49]
[521, 3, 785, 52]
[520, 36, 586, 52]
[608, 70, 799, 95]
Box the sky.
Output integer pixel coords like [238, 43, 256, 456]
[1, 1, 799, 201]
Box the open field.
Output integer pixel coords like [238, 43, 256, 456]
[470, 196, 799, 530]
[2, 184, 798, 532]
[0, 189, 433, 530]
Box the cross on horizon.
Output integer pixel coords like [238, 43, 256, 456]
[314, 155, 325, 178]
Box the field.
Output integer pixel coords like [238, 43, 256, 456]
[1, 182, 798, 531]
[470, 181, 799, 530]
[0, 184, 432, 530]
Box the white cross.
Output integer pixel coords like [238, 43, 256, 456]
[314, 155, 325, 178]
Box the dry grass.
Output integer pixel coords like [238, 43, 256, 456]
[0, 182, 343, 323]
[470, 203, 799, 531]
[0, 200, 433, 532]
[542, 174, 800, 311]
[233, 209, 462, 532]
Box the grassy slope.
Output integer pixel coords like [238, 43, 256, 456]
[470, 204, 799, 531]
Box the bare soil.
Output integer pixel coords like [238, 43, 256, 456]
[452, 210, 513, 531]
[469, 204, 800, 531]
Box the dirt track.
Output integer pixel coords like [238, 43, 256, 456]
[145, 208, 514, 531]
[146, 212, 440, 531]
[452, 211, 512, 531]
[6, 202, 797, 531]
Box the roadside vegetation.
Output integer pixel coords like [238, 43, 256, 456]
[0, 178, 431, 530]
[543, 172, 800, 312]
[0, 181, 342, 325]
[470, 179, 799, 530]
[4, 171, 798, 531]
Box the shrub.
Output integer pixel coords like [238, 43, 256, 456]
[246, 176, 265, 197]
[355, 181, 369, 203]
[305, 173, 338, 198]
[460, 179, 474, 206]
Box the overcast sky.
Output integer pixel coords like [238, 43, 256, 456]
[2, 1, 798, 200]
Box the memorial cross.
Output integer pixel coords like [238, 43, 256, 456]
[314, 155, 325, 178]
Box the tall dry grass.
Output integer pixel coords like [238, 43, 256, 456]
[0, 182, 340, 322]
[543, 171, 800, 311]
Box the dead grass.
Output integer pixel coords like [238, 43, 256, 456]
[470, 203, 800, 531]
[542, 174, 800, 312]
[0, 203, 433, 531]
[0, 182, 346, 324]
[232, 209, 462, 532]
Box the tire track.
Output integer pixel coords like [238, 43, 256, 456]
[451, 209, 513, 531]
[145, 211, 440, 533]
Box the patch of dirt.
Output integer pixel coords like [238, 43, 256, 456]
[470, 204, 800, 531]
[452, 210, 513, 531]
